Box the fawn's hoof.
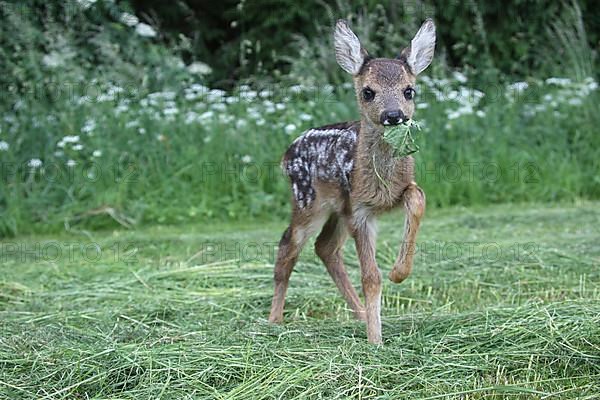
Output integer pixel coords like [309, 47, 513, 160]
[388, 269, 409, 283]
[368, 335, 383, 345]
[268, 314, 283, 324]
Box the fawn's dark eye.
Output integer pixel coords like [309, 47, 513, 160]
[404, 87, 416, 100]
[362, 87, 375, 102]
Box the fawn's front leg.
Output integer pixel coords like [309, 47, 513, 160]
[389, 182, 425, 283]
[350, 211, 382, 344]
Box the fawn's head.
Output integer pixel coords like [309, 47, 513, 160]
[334, 19, 435, 127]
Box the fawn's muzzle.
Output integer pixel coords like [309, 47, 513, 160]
[380, 110, 406, 126]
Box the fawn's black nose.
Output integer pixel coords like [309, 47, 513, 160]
[380, 110, 405, 126]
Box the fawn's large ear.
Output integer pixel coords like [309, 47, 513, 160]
[334, 20, 367, 75]
[405, 19, 436, 75]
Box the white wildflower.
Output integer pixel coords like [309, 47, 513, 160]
[92, 150, 102, 157]
[28, 158, 42, 168]
[240, 90, 257, 101]
[120, 12, 139, 27]
[73, 144, 84, 151]
[585, 78, 598, 91]
[185, 111, 199, 125]
[446, 110, 461, 120]
[148, 91, 176, 101]
[219, 115, 233, 124]
[299, 113, 313, 121]
[447, 90, 459, 101]
[207, 89, 226, 102]
[248, 108, 261, 120]
[508, 82, 529, 93]
[241, 155, 252, 164]
[125, 120, 140, 129]
[290, 85, 303, 94]
[190, 83, 209, 92]
[284, 124, 296, 134]
[66, 135, 80, 142]
[66, 159, 77, 168]
[0, 141, 8, 151]
[452, 71, 468, 83]
[97, 93, 114, 102]
[199, 111, 215, 120]
[472, 89, 485, 101]
[82, 120, 96, 134]
[185, 92, 201, 101]
[211, 103, 226, 112]
[457, 104, 473, 115]
[76, 0, 97, 9]
[187, 61, 212, 75]
[135, 23, 157, 38]
[568, 98, 583, 106]
[42, 52, 64, 68]
[163, 100, 177, 109]
[163, 107, 179, 116]
[545, 77, 571, 86]
[115, 103, 129, 114]
[107, 85, 125, 96]
[58, 135, 80, 148]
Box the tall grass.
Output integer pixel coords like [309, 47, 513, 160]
[2, 73, 599, 236]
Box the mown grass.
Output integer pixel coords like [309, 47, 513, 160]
[1, 202, 599, 398]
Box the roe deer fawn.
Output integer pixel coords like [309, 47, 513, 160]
[269, 19, 436, 344]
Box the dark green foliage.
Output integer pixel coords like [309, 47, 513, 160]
[0, 0, 186, 106]
[126, 0, 600, 84]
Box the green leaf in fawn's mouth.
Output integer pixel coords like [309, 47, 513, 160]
[382, 119, 422, 158]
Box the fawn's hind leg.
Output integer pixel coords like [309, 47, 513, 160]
[315, 214, 366, 321]
[269, 209, 327, 323]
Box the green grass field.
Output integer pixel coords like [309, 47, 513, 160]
[1, 202, 599, 399]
